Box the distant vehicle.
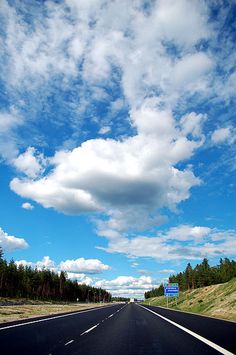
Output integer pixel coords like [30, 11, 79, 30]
[129, 298, 134, 303]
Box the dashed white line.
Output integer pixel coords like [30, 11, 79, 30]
[139, 305, 234, 355]
[80, 305, 124, 336]
[65, 340, 74, 346]
[80, 323, 100, 336]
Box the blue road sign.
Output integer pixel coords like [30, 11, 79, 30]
[164, 283, 179, 297]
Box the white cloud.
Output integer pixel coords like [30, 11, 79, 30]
[1, 0, 78, 87]
[171, 52, 213, 90]
[180, 112, 207, 139]
[22, 202, 34, 210]
[10, 105, 203, 229]
[0, 110, 22, 161]
[0, 112, 22, 134]
[13, 147, 47, 178]
[16, 256, 110, 280]
[0, 227, 29, 252]
[36, 256, 56, 270]
[60, 258, 110, 274]
[15, 260, 34, 268]
[98, 225, 236, 261]
[16, 256, 56, 271]
[211, 127, 235, 144]
[98, 126, 111, 135]
[95, 275, 159, 299]
[1, 0, 211, 103]
[66, 273, 93, 285]
[167, 225, 211, 241]
[152, 0, 209, 46]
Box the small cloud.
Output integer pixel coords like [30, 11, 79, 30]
[22, 202, 34, 210]
[60, 258, 111, 274]
[211, 127, 234, 144]
[98, 126, 111, 135]
[0, 227, 29, 252]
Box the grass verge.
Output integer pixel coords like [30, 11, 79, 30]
[142, 278, 236, 322]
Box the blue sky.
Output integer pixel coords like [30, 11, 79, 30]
[0, 0, 236, 298]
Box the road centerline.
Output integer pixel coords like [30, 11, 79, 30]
[80, 323, 100, 336]
[139, 305, 234, 355]
[65, 339, 74, 346]
[79, 304, 125, 337]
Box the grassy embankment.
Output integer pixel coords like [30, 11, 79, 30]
[142, 278, 236, 322]
[0, 299, 112, 323]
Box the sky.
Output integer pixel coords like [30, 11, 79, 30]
[0, 0, 236, 299]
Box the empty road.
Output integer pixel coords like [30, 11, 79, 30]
[0, 303, 235, 354]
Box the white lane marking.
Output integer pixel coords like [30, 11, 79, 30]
[0, 304, 119, 331]
[65, 340, 74, 346]
[79, 304, 125, 336]
[80, 323, 99, 336]
[154, 305, 236, 324]
[139, 305, 234, 355]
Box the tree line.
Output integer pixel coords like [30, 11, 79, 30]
[0, 248, 111, 302]
[145, 257, 236, 299]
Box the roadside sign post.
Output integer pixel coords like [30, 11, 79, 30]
[164, 283, 179, 308]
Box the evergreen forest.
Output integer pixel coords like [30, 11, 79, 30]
[0, 247, 111, 303]
[145, 258, 236, 299]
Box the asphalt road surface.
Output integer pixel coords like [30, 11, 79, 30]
[0, 303, 235, 355]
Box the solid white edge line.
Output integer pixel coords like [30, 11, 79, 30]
[0, 304, 119, 331]
[152, 305, 236, 324]
[80, 323, 99, 336]
[139, 305, 234, 355]
[65, 340, 74, 346]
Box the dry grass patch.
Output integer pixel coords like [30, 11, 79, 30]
[0, 303, 112, 323]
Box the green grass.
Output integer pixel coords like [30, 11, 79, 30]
[142, 278, 236, 321]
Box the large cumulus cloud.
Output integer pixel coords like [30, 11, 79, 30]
[10, 106, 204, 232]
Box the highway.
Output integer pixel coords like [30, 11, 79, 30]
[0, 303, 235, 354]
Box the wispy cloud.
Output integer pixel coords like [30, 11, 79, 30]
[97, 225, 236, 261]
